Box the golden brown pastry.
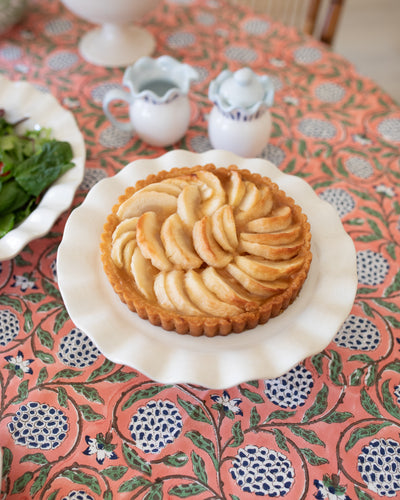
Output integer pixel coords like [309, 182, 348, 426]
[100, 164, 312, 336]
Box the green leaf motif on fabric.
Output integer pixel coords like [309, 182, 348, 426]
[273, 428, 289, 452]
[0, 295, 22, 312]
[229, 421, 244, 447]
[17, 379, 29, 402]
[118, 476, 152, 493]
[79, 404, 104, 422]
[61, 470, 101, 495]
[288, 425, 325, 446]
[51, 368, 83, 381]
[71, 384, 105, 404]
[36, 367, 49, 385]
[101, 466, 128, 481]
[302, 384, 328, 423]
[239, 387, 264, 404]
[322, 412, 353, 423]
[57, 386, 69, 408]
[105, 370, 138, 383]
[191, 451, 207, 483]
[381, 380, 400, 420]
[360, 389, 381, 418]
[154, 452, 189, 468]
[177, 396, 212, 424]
[350, 368, 364, 386]
[250, 406, 261, 427]
[329, 350, 343, 386]
[184, 431, 218, 469]
[54, 308, 70, 333]
[345, 422, 392, 451]
[301, 448, 329, 465]
[122, 443, 152, 476]
[87, 359, 115, 382]
[311, 352, 325, 375]
[144, 481, 163, 500]
[30, 465, 51, 496]
[264, 410, 296, 423]
[168, 483, 207, 498]
[20, 453, 49, 465]
[36, 327, 54, 350]
[23, 310, 33, 333]
[12, 471, 34, 494]
[122, 385, 172, 410]
[35, 351, 55, 364]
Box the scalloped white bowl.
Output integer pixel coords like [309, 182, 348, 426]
[57, 150, 357, 389]
[0, 76, 85, 261]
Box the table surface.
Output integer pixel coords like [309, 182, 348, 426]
[1, 1, 400, 499]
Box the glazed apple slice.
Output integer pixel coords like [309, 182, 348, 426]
[239, 238, 304, 261]
[202, 267, 258, 309]
[117, 190, 177, 219]
[154, 272, 176, 311]
[131, 247, 157, 301]
[227, 169, 246, 207]
[136, 211, 172, 271]
[193, 216, 232, 268]
[235, 254, 305, 281]
[161, 213, 202, 269]
[244, 206, 292, 233]
[211, 204, 238, 252]
[165, 270, 203, 316]
[185, 270, 242, 317]
[111, 231, 136, 268]
[112, 216, 138, 242]
[196, 170, 226, 216]
[241, 223, 302, 245]
[226, 263, 289, 297]
[177, 184, 202, 229]
[236, 185, 273, 225]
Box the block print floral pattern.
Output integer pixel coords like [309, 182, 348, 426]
[0, 0, 400, 498]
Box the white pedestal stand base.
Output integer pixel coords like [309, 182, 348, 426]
[79, 23, 156, 67]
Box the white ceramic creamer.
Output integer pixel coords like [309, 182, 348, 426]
[208, 67, 274, 157]
[103, 56, 198, 147]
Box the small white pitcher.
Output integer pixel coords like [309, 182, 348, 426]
[208, 67, 274, 157]
[103, 56, 198, 147]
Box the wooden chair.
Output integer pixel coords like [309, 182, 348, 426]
[230, 0, 345, 45]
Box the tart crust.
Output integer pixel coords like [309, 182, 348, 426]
[100, 164, 312, 337]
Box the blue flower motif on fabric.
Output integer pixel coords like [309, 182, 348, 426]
[211, 390, 243, 417]
[79, 168, 108, 192]
[313, 474, 351, 500]
[5, 350, 34, 376]
[129, 399, 183, 454]
[264, 364, 314, 409]
[230, 445, 295, 496]
[375, 184, 395, 198]
[57, 328, 100, 368]
[298, 118, 337, 140]
[83, 433, 118, 465]
[0, 309, 20, 346]
[394, 385, 400, 405]
[334, 314, 380, 351]
[8, 402, 69, 449]
[11, 273, 38, 291]
[358, 438, 400, 497]
[319, 188, 355, 219]
[61, 491, 95, 500]
[357, 250, 389, 286]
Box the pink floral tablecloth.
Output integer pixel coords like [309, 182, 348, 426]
[1, 1, 400, 499]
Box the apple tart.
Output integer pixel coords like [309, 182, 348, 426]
[100, 164, 312, 337]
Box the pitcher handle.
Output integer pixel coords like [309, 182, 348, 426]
[103, 88, 134, 132]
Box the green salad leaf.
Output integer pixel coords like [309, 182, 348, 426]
[0, 109, 74, 238]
